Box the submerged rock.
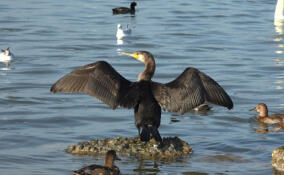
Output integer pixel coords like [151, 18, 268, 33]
[272, 146, 284, 172]
[197, 153, 245, 163]
[66, 137, 192, 160]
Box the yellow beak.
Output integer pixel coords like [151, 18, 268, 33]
[121, 52, 139, 60]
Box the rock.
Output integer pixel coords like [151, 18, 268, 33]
[66, 137, 192, 160]
[272, 146, 284, 172]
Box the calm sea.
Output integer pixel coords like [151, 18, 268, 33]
[0, 0, 283, 174]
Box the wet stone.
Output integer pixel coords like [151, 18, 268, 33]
[66, 137, 192, 160]
[272, 146, 284, 172]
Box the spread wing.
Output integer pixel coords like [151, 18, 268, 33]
[50, 61, 139, 109]
[198, 71, 233, 109]
[151, 67, 233, 114]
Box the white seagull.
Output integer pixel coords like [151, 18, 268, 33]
[0, 47, 14, 67]
[116, 24, 132, 40]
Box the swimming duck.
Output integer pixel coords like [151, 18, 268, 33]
[250, 103, 284, 124]
[73, 150, 120, 175]
[116, 24, 131, 40]
[112, 2, 137, 15]
[0, 47, 14, 67]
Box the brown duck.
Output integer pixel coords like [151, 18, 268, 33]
[73, 150, 120, 175]
[250, 103, 284, 124]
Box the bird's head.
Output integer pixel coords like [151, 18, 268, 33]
[1, 47, 10, 56]
[121, 51, 155, 81]
[131, 2, 137, 8]
[250, 103, 268, 113]
[121, 51, 154, 64]
[117, 24, 122, 29]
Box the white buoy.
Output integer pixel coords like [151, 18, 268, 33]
[275, 0, 284, 20]
[116, 24, 132, 40]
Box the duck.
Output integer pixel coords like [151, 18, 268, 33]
[112, 2, 137, 15]
[250, 103, 284, 124]
[0, 47, 14, 67]
[116, 24, 131, 40]
[73, 150, 120, 175]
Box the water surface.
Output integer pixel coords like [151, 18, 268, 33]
[0, 0, 284, 174]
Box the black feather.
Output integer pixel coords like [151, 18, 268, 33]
[151, 67, 233, 114]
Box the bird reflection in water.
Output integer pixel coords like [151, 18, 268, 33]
[274, 19, 284, 55]
[117, 39, 124, 45]
[255, 123, 284, 133]
[274, 0, 284, 55]
[273, 1, 284, 91]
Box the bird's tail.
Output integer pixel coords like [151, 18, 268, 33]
[140, 125, 162, 142]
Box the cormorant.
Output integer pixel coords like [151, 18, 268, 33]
[73, 150, 120, 175]
[50, 51, 233, 142]
[112, 2, 137, 15]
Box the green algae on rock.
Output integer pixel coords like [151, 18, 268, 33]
[66, 137, 192, 160]
[272, 146, 284, 172]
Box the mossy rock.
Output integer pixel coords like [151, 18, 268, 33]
[66, 137, 192, 160]
[272, 146, 284, 172]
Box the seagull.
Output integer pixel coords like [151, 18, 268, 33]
[116, 24, 132, 40]
[0, 47, 14, 67]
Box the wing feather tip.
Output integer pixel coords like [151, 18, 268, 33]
[226, 96, 234, 110]
[227, 103, 233, 110]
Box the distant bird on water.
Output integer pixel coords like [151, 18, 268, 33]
[50, 51, 233, 142]
[73, 150, 120, 175]
[250, 103, 284, 125]
[0, 47, 14, 67]
[112, 2, 137, 15]
[116, 24, 132, 40]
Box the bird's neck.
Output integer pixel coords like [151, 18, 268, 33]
[138, 62, 155, 81]
[257, 110, 268, 118]
[5, 50, 10, 56]
[104, 157, 114, 168]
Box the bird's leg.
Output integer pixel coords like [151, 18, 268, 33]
[137, 127, 141, 138]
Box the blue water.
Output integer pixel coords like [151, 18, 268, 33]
[0, 0, 284, 174]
